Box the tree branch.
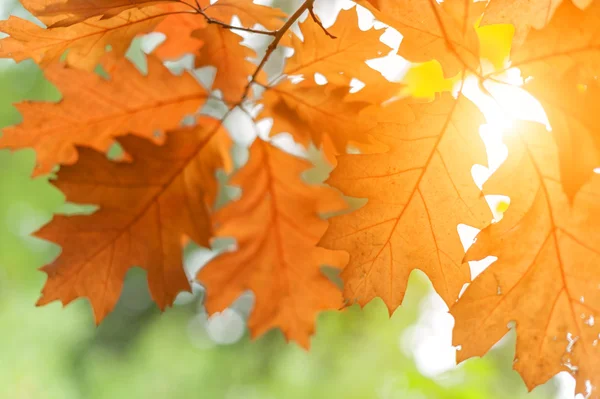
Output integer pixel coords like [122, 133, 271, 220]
[198, 8, 278, 36]
[308, 4, 336, 39]
[238, 0, 316, 103]
[170, 0, 278, 36]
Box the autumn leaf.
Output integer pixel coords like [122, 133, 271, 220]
[198, 139, 348, 348]
[193, 24, 256, 102]
[284, 8, 390, 88]
[358, 0, 485, 76]
[320, 93, 491, 312]
[509, 1, 600, 78]
[500, 1, 600, 198]
[153, 5, 206, 60]
[0, 54, 208, 175]
[18, 0, 168, 27]
[36, 119, 231, 323]
[199, 0, 286, 31]
[153, 0, 286, 61]
[480, 0, 594, 45]
[261, 80, 375, 152]
[451, 120, 600, 396]
[523, 75, 600, 202]
[0, 7, 168, 70]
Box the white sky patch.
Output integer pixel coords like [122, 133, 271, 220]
[0, 0, 9, 19]
[400, 287, 458, 378]
[205, 308, 246, 345]
[555, 372, 591, 399]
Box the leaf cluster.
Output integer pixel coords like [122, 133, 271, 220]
[0, 0, 599, 395]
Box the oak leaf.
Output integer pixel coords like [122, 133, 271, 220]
[358, 0, 484, 76]
[320, 93, 491, 312]
[480, 0, 593, 45]
[261, 80, 375, 152]
[451, 121, 600, 396]
[18, 0, 167, 27]
[524, 75, 600, 202]
[36, 119, 231, 323]
[504, 1, 600, 198]
[18, 0, 285, 30]
[198, 139, 348, 348]
[153, 5, 206, 60]
[0, 7, 167, 70]
[0, 55, 208, 175]
[510, 1, 600, 78]
[198, 0, 286, 31]
[153, 0, 286, 61]
[193, 24, 256, 102]
[284, 8, 390, 88]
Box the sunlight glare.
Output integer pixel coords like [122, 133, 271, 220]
[462, 71, 549, 131]
[461, 70, 550, 188]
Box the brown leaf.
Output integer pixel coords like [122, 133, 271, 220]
[36, 119, 231, 323]
[0, 55, 208, 175]
[358, 0, 484, 76]
[198, 139, 348, 348]
[0, 7, 168, 70]
[452, 121, 600, 396]
[320, 93, 491, 312]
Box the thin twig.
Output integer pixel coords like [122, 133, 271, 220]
[238, 0, 316, 103]
[308, 4, 336, 39]
[198, 8, 278, 36]
[168, 0, 277, 36]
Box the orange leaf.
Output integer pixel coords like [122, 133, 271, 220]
[284, 8, 390, 88]
[153, 0, 286, 61]
[153, 5, 206, 60]
[36, 119, 231, 323]
[506, 1, 600, 198]
[452, 120, 600, 396]
[510, 1, 600, 78]
[199, 0, 286, 31]
[524, 76, 600, 202]
[19, 0, 171, 27]
[320, 93, 491, 312]
[0, 7, 168, 70]
[261, 80, 375, 151]
[480, 0, 593, 45]
[193, 24, 256, 102]
[0, 55, 208, 175]
[198, 140, 348, 348]
[358, 0, 484, 77]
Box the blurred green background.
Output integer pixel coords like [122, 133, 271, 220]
[0, 0, 579, 398]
